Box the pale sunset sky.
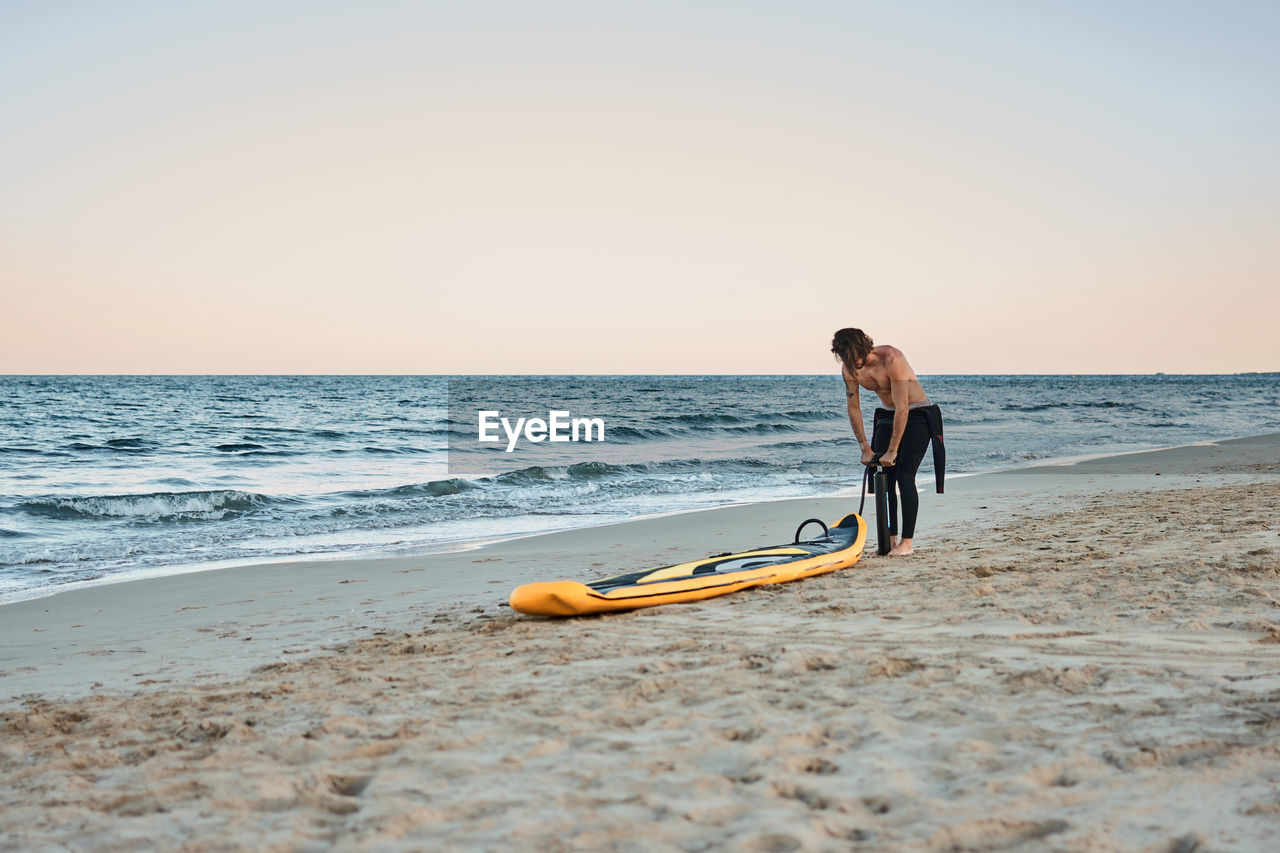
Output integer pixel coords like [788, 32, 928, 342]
[3, 1, 1277, 374]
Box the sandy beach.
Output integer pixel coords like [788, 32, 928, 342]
[2, 434, 1279, 851]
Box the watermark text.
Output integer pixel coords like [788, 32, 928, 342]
[478, 410, 605, 452]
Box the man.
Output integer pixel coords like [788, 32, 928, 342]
[831, 328, 944, 556]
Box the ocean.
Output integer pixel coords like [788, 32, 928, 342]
[1, 374, 1277, 604]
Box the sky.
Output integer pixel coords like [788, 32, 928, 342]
[2, 0, 1277, 374]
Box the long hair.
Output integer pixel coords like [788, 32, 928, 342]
[831, 328, 874, 374]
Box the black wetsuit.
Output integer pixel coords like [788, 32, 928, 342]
[871, 405, 944, 540]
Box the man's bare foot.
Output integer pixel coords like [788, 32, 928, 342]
[888, 538, 914, 556]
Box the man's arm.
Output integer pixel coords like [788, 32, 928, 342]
[882, 355, 913, 465]
[844, 363, 875, 461]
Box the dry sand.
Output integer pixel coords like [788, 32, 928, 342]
[2, 435, 1279, 851]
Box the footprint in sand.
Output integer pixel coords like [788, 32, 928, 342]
[928, 817, 1069, 850]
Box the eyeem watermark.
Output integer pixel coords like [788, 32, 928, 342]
[478, 410, 606, 452]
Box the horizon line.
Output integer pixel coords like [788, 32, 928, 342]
[4, 371, 1277, 379]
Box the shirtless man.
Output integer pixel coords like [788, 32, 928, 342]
[831, 328, 942, 556]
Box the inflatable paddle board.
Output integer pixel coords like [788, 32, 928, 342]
[509, 512, 867, 617]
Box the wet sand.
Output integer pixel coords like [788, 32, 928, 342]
[2, 434, 1279, 850]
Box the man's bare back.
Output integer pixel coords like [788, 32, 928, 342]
[842, 345, 929, 409]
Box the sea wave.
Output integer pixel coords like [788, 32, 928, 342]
[491, 467, 554, 485]
[606, 421, 812, 441]
[105, 437, 155, 449]
[565, 460, 630, 479]
[0, 446, 51, 456]
[772, 409, 841, 421]
[336, 478, 477, 500]
[16, 490, 279, 521]
[719, 423, 803, 434]
[324, 456, 797, 507]
[653, 413, 748, 425]
[63, 438, 160, 453]
[1002, 401, 1128, 412]
[605, 426, 676, 441]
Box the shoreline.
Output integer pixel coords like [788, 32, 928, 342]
[2, 432, 1276, 708]
[1, 432, 1278, 848]
[5, 431, 1275, 611]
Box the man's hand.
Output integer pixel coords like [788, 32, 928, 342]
[861, 447, 877, 465]
[880, 450, 898, 467]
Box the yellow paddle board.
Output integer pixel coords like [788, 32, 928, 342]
[510, 512, 866, 617]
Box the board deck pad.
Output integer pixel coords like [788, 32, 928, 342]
[509, 512, 867, 617]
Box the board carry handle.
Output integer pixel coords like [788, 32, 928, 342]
[794, 518, 829, 542]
